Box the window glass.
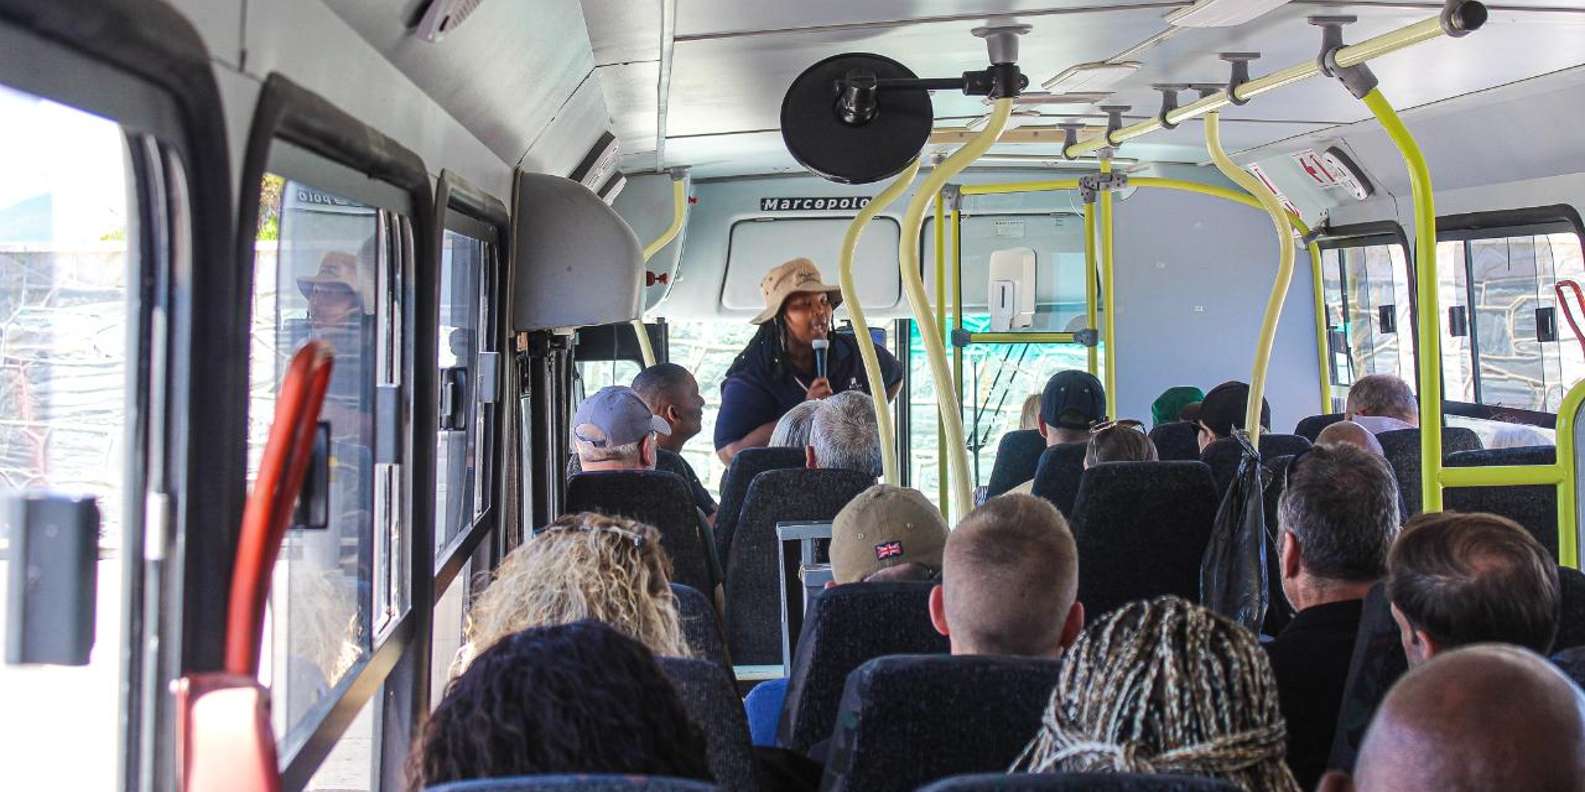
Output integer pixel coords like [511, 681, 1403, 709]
[252, 173, 407, 740]
[651, 320, 758, 498]
[1319, 240, 1414, 406]
[0, 84, 133, 790]
[430, 557, 472, 707]
[1320, 247, 1353, 390]
[1437, 240, 1478, 403]
[922, 214, 1090, 333]
[304, 693, 374, 792]
[436, 229, 487, 557]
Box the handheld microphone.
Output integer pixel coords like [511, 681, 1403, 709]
[811, 338, 829, 381]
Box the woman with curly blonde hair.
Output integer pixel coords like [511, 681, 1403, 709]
[1014, 595, 1300, 792]
[449, 512, 690, 677]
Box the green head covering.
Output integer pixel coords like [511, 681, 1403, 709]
[1152, 386, 1206, 427]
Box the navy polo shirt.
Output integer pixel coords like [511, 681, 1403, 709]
[713, 332, 903, 451]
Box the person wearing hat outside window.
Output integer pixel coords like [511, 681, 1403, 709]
[714, 258, 904, 464]
[1004, 370, 1107, 496]
[573, 386, 724, 607]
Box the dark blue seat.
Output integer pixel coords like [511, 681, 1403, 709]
[426, 775, 717, 791]
[1445, 445, 1559, 560]
[566, 470, 715, 595]
[1295, 413, 1346, 442]
[714, 447, 806, 563]
[671, 583, 727, 669]
[1376, 427, 1482, 516]
[1029, 442, 1089, 517]
[918, 773, 1241, 791]
[1069, 461, 1219, 619]
[1558, 566, 1585, 653]
[987, 429, 1046, 498]
[1148, 422, 1201, 462]
[657, 658, 755, 792]
[724, 468, 875, 664]
[1200, 434, 1310, 501]
[822, 655, 1063, 792]
[778, 581, 947, 752]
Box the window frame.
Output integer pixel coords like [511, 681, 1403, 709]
[0, 3, 235, 791]
[1314, 221, 1416, 396]
[232, 73, 437, 792]
[1435, 204, 1585, 425]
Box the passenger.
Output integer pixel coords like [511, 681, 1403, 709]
[930, 494, 1083, 657]
[806, 390, 883, 479]
[769, 399, 822, 448]
[1006, 370, 1107, 495]
[412, 620, 713, 788]
[450, 512, 689, 677]
[1196, 379, 1272, 451]
[1266, 443, 1400, 789]
[830, 484, 948, 584]
[1488, 421, 1554, 448]
[1151, 385, 1205, 428]
[572, 385, 723, 594]
[1018, 392, 1042, 430]
[1014, 596, 1300, 792]
[632, 363, 717, 521]
[1315, 419, 1387, 457]
[1344, 373, 1418, 435]
[1387, 511, 1560, 664]
[1179, 400, 1203, 424]
[1083, 419, 1158, 468]
[715, 258, 903, 463]
[1317, 645, 1585, 792]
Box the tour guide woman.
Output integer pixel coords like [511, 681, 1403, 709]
[714, 258, 903, 462]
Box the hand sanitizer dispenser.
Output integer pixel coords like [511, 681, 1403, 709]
[988, 247, 1036, 331]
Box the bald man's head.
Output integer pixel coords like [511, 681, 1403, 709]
[1317, 420, 1386, 458]
[1324, 645, 1585, 792]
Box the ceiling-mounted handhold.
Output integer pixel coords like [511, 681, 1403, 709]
[1099, 105, 1131, 146]
[1220, 52, 1260, 105]
[1153, 84, 1190, 129]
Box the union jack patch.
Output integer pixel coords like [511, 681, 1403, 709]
[875, 541, 904, 560]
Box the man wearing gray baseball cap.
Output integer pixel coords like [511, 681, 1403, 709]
[571, 386, 723, 605]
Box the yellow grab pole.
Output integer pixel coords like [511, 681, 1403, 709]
[1084, 199, 1099, 376]
[1555, 379, 1585, 568]
[839, 158, 920, 486]
[1098, 158, 1118, 420]
[1307, 238, 1332, 412]
[1363, 88, 1444, 513]
[634, 177, 688, 367]
[935, 192, 948, 512]
[951, 206, 965, 491]
[1204, 112, 1295, 448]
[902, 98, 1012, 519]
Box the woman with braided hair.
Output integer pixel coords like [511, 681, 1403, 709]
[1013, 595, 1301, 792]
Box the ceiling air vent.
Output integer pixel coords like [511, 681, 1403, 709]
[415, 0, 483, 43]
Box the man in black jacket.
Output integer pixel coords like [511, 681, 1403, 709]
[1266, 443, 1401, 789]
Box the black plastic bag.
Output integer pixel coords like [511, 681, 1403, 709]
[1200, 430, 1270, 632]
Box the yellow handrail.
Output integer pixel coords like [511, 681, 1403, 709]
[838, 158, 920, 485]
[902, 98, 1012, 519]
[634, 177, 688, 367]
[1099, 159, 1118, 419]
[1362, 88, 1445, 514]
[1084, 197, 1099, 376]
[1205, 112, 1296, 447]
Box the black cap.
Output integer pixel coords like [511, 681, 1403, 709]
[1198, 380, 1272, 438]
[1040, 370, 1106, 430]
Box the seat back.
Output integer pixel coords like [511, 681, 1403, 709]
[1295, 413, 1346, 442]
[425, 776, 717, 791]
[1260, 455, 1297, 636]
[1376, 427, 1483, 516]
[1069, 462, 1218, 618]
[725, 468, 875, 664]
[1558, 566, 1585, 653]
[566, 470, 714, 594]
[987, 429, 1047, 497]
[823, 655, 1063, 792]
[1148, 422, 1201, 462]
[1326, 584, 1407, 774]
[1445, 445, 1559, 560]
[1199, 434, 1310, 501]
[656, 658, 756, 792]
[714, 446, 806, 562]
[670, 584, 727, 669]
[778, 582, 947, 751]
[1029, 442, 1089, 516]
[918, 773, 1241, 791]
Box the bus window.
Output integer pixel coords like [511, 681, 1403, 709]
[0, 85, 133, 789]
[1317, 234, 1415, 396]
[1438, 239, 1478, 404]
[436, 229, 488, 555]
[251, 173, 406, 741]
[662, 319, 758, 496]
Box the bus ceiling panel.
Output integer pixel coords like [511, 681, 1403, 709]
[595, 60, 662, 160]
[160, 0, 244, 68]
[673, 0, 1185, 40]
[663, 6, 1170, 139]
[516, 66, 626, 178]
[245, 0, 512, 198]
[1122, 4, 1585, 126]
[580, 0, 663, 66]
[511, 172, 643, 332]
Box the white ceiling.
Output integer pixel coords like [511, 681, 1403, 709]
[580, 0, 1585, 179]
